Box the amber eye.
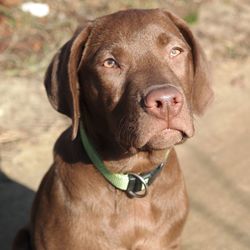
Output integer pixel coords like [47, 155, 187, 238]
[170, 47, 182, 58]
[103, 58, 118, 68]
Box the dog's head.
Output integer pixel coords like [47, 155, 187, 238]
[45, 9, 213, 153]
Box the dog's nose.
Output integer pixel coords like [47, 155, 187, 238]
[143, 86, 183, 119]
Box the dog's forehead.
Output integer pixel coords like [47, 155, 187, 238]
[88, 9, 182, 50]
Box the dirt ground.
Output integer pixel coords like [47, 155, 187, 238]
[0, 0, 250, 249]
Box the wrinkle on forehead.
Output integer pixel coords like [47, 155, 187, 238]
[89, 26, 184, 63]
[87, 10, 184, 56]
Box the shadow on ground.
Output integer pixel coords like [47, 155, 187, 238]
[0, 171, 34, 250]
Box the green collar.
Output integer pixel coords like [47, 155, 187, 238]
[79, 123, 170, 198]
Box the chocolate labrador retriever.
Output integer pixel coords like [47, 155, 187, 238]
[13, 8, 213, 250]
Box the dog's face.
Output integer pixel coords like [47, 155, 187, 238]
[45, 9, 213, 153]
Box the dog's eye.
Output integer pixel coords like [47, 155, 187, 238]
[103, 58, 118, 68]
[170, 47, 182, 58]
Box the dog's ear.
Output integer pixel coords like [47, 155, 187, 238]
[44, 23, 92, 140]
[164, 11, 213, 115]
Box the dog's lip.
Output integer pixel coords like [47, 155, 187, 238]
[140, 128, 183, 151]
[127, 127, 188, 152]
[161, 127, 190, 139]
[148, 116, 194, 139]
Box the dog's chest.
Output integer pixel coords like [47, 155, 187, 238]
[71, 195, 170, 249]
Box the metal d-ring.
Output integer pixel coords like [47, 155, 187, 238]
[126, 173, 148, 198]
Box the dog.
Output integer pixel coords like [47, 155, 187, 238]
[13, 8, 213, 250]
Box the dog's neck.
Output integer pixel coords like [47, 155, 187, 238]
[102, 149, 171, 174]
[78, 123, 171, 174]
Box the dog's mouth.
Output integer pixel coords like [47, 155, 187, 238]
[117, 125, 191, 154]
[142, 127, 190, 150]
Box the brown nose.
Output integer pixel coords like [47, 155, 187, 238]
[143, 86, 183, 119]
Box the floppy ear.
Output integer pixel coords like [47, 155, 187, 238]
[44, 23, 92, 140]
[164, 11, 213, 115]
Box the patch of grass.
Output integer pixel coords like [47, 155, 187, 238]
[184, 11, 198, 24]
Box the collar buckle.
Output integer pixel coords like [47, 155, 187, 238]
[126, 162, 164, 198]
[126, 173, 148, 198]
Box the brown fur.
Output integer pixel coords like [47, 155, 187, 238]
[13, 9, 213, 250]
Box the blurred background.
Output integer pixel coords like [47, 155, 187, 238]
[0, 0, 250, 249]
